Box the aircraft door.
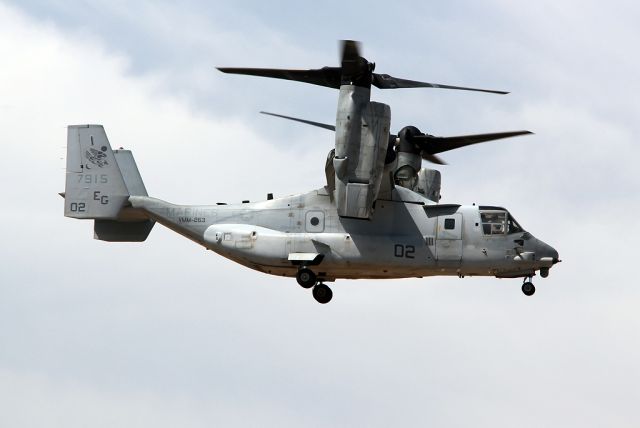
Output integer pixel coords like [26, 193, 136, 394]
[436, 214, 462, 261]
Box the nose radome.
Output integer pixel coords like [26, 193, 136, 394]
[537, 239, 559, 261]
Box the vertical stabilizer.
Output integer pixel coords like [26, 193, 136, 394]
[113, 150, 148, 196]
[64, 125, 129, 219]
[63, 125, 155, 241]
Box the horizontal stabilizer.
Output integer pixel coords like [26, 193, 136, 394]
[94, 220, 155, 242]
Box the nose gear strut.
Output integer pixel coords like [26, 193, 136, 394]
[521, 277, 535, 296]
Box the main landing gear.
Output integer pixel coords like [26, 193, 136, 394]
[312, 283, 333, 304]
[296, 268, 316, 288]
[296, 267, 333, 304]
[521, 278, 535, 296]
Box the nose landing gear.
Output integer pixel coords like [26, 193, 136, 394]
[521, 278, 535, 296]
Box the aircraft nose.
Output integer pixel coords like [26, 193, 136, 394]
[537, 239, 560, 263]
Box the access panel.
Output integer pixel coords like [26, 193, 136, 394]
[436, 214, 462, 261]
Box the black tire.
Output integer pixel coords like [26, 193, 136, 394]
[522, 282, 536, 296]
[312, 284, 333, 304]
[296, 268, 316, 289]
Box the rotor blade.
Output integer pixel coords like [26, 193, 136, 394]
[341, 40, 362, 62]
[260, 111, 335, 131]
[421, 153, 448, 165]
[414, 130, 533, 154]
[372, 73, 509, 94]
[217, 67, 342, 89]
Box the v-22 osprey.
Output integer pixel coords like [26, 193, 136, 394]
[62, 40, 560, 304]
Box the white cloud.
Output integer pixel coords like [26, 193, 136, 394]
[0, 368, 314, 428]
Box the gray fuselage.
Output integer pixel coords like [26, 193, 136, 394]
[128, 185, 558, 282]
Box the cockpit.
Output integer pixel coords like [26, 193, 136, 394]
[479, 206, 524, 236]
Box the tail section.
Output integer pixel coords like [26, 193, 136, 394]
[63, 125, 154, 241]
[64, 125, 129, 219]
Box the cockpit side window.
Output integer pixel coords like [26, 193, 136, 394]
[480, 210, 507, 235]
[507, 215, 523, 234]
[480, 210, 525, 235]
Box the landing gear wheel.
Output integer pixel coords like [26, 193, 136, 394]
[296, 268, 316, 289]
[312, 283, 333, 304]
[522, 281, 535, 296]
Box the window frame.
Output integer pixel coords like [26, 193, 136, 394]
[480, 210, 508, 236]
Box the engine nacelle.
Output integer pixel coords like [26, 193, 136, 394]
[391, 151, 441, 202]
[333, 86, 391, 219]
[415, 168, 441, 202]
[391, 126, 442, 202]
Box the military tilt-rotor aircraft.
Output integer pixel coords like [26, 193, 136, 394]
[62, 40, 560, 304]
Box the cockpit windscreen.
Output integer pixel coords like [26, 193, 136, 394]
[479, 207, 524, 235]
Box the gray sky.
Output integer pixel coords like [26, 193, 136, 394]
[1, 1, 639, 427]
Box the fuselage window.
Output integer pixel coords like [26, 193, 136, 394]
[507, 215, 523, 234]
[444, 218, 456, 230]
[480, 211, 507, 235]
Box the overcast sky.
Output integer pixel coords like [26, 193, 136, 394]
[1, 1, 639, 427]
